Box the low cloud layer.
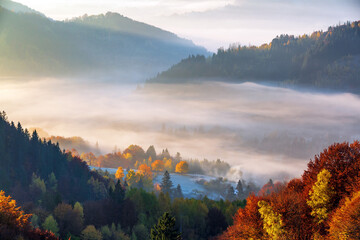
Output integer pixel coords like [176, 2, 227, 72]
[1, 78, 359, 184]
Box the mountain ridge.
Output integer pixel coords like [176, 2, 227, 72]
[148, 21, 360, 93]
[0, 1, 208, 80]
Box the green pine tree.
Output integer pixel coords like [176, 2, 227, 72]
[160, 171, 173, 194]
[150, 212, 181, 240]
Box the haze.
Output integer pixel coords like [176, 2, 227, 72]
[1, 78, 359, 184]
[13, 0, 360, 51]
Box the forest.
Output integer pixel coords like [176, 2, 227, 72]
[1, 110, 360, 239]
[0, 112, 245, 239]
[149, 21, 360, 93]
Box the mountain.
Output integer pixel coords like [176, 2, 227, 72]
[0, 0, 42, 15]
[0, 2, 208, 80]
[148, 21, 360, 93]
[70, 12, 194, 45]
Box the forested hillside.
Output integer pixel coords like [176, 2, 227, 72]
[0, 112, 245, 239]
[149, 21, 360, 92]
[220, 141, 360, 240]
[0, 2, 207, 78]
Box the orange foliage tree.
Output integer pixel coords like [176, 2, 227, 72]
[219, 194, 264, 239]
[0, 190, 30, 230]
[138, 164, 153, 179]
[0, 190, 59, 240]
[328, 190, 360, 239]
[221, 141, 360, 240]
[152, 160, 165, 172]
[175, 161, 189, 174]
[115, 167, 125, 180]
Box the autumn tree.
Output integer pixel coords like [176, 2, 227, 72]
[307, 169, 333, 224]
[152, 160, 165, 172]
[219, 194, 264, 239]
[0, 190, 31, 238]
[258, 200, 286, 240]
[175, 161, 189, 174]
[138, 164, 153, 179]
[150, 212, 181, 240]
[115, 167, 125, 180]
[328, 190, 360, 240]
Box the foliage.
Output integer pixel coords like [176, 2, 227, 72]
[0, 190, 30, 230]
[115, 167, 125, 180]
[328, 190, 360, 240]
[151, 160, 165, 172]
[175, 161, 189, 174]
[82, 225, 103, 240]
[258, 200, 286, 240]
[150, 212, 181, 240]
[42, 215, 59, 236]
[307, 169, 333, 223]
[221, 141, 360, 240]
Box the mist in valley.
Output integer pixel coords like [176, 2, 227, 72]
[1, 77, 359, 184]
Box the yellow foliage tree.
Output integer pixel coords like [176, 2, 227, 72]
[328, 190, 360, 240]
[258, 200, 286, 240]
[307, 169, 333, 223]
[164, 158, 174, 172]
[152, 160, 165, 172]
[126, 169, 137, 187]
[115, 167, 125, 180]
[0, 190, 31, 230]
[175, 161, 189, 174]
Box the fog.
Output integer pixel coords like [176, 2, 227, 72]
[1, 78, 359, 184]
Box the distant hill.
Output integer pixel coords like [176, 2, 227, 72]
[70, 12, 194, 45]
[149, 21, 360, 93]
[0, 0, 42, 14]
[0, 2, 207, 80]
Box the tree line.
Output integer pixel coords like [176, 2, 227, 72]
[149, 21, 360, 93]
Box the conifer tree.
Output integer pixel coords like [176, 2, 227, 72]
[150, 212, 181, 240]
[161, 171, 173, 194]
[236, 180, 244, 199]
[226, 185, 236, 201]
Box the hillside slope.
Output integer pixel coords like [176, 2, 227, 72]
[0, 2, 207, 79]
[149, 21, 360, 92]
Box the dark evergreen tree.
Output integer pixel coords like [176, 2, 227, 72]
[160, 171, 173, 194]
[150, 212, 181, 240]
[109, 180, 125, 203]
[205, 207, 228, 237]
[146, 145, 157, 160]
[225, 186, 236, 201]
[174, 184, 183, 199]
[236, 180, 244, 199]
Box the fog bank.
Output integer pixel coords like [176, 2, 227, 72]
[1, 78, 359, 184]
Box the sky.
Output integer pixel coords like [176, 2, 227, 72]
[13, 0, 360, 51]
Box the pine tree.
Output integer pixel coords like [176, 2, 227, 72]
[161, 171, 173, 194]
[226, 185, 236, 201]
[174, 184, 183, 199]
[236, 180, 244, 199]
[150, 212, 181, 240]
[110, 180, 125, 203]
